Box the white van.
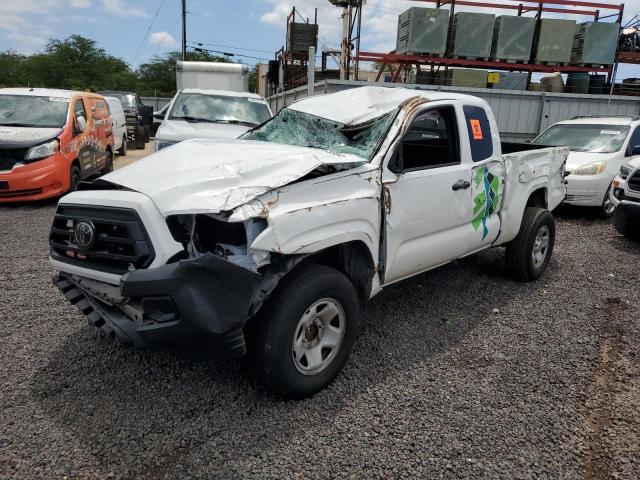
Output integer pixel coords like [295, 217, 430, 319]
[154, 89, 272, 151]
[104, 96, 128, 156]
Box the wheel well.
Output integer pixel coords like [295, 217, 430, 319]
[307, 241, 375, 299]
[527, 188, 547, 209]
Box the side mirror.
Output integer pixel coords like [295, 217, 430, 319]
[629, 145, 640, 156]
[75, 115, 87, 133]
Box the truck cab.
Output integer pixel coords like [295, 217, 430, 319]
[50, 86, 567, 399]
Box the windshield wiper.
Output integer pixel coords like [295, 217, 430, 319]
[170, 115, 217, 123]
[212, 119, 258, 127]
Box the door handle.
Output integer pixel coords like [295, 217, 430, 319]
[452, 179, 471, 191]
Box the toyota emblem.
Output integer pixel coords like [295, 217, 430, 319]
[73, 220, 96, 249]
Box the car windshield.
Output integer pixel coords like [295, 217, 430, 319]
[0, 95, 68, 128]
[169, 93, 271, 127]
[533, 124, 630, 153]
[241, 108, 395, 160]
[102, 93, 137, 109]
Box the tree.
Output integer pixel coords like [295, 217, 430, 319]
[0, 52, 27, 88]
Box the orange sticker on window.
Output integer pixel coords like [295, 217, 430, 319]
[470, 119, 483, 140]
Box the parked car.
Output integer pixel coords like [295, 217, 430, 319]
[0, 88, 114, 202]
[532, 116, 640, 217]
[97, 91, 153, 150]
[154, 88, 272, 151]
[610, 155, 640, 237]
[104, 96, 127, 157]
[50, 86, 567, 399]
[151, 103, 168, 137]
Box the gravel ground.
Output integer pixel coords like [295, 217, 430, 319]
[1, 187, 639, 478]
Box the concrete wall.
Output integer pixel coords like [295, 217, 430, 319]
[267, 80, 640, 142]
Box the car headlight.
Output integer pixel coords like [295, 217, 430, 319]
[25, 139, 60, 161]
[571, 160, 607, 176]
[619, 164, 633, 180]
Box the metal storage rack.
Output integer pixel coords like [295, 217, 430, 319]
[356, 0, 626, 89]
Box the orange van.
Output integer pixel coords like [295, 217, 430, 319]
[0, 88, 114, 202]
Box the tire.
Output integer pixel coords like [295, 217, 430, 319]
[101, 149, 113, 175]
[135, 126, 145, 149]
[143, 125, 150, 143]
[614, 210, 640, 238]
[599, 187, 615, 219]
[69, 165, 80, 192]
[245, 263, 360, 399]
[118, 135, 127, 156]
[505, 207, 556, 281]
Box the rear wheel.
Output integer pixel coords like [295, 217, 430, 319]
[69, 165, 80, 192]
[505, 207, 556, 281]
[135, 126, 145, 149]
[245, 264, 360, 399]
[101, 149, 113, 174]
[118, 135, 127, 156]
[143, 125, 150, 143]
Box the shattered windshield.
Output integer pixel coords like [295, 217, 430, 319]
[533, 124, 630, 153]
[0, 95, 68, 127]
[241, 108, 395, 160]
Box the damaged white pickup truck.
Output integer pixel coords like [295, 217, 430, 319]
[50, 86, 567, 398]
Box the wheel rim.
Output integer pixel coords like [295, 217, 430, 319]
[532, 225, 550, 268]
[292, 297, 345, 376]
[603, 194, 615, 216]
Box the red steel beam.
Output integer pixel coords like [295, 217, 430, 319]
[503, 0, 622, 11]
[411, 0, 598, 16]
[356, 51, 611, 73]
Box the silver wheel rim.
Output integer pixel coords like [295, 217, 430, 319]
[532, 225, 550, 268]
[603, 194, 615, 215]
[292, 297, 345, 376]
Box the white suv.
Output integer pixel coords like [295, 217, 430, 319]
[533, 116, 640, 217]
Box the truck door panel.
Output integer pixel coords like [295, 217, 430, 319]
[382, 105, 473, 284]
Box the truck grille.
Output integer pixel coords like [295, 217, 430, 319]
[628, 170, 640, 193]
[49, 205, 154, 275]
[0, 147, 28, 171]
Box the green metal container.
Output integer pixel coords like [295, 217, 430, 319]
[490, 15, 535, 61]
[448, 69, 489, 88]
[571, 22, 620, 65]
[566, 73, 590, 94]
[451, 12, 495, 58]
[396, 7, 450, 55]
[535, 18, 576, 63]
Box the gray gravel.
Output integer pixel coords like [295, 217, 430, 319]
[1, 202, 639, 479]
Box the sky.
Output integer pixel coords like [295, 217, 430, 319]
[0, 0, 639, 79]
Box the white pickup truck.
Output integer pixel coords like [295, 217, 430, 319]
[50, 87, 567, 399]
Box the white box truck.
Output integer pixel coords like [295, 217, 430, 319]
[176, 61, 249, 92]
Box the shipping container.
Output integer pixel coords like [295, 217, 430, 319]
[571, 21, 620, 65]
[491, 16, 536, 61]
[451, 12, 495, 58]
[396, 7, 449, 55]
[535, 18, 576, 63]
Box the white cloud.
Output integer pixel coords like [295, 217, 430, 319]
[6, 30, 48, 53]
[102, 0, 146, 17]
[149, 31, 177, 48]
[69, 0, 91, 7]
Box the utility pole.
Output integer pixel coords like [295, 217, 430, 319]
[181, 0, 187, 61]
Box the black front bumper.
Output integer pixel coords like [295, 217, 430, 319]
[54, 253, 261, 358]
[616, 199, 640, 221]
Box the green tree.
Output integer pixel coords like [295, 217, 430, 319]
[0, 52, 27, 87]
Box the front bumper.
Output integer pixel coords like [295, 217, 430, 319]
[614, 199, 640, 223]
[0, 155, 68, 202]
[563, 173, 612, 207]
[54, 253, 261, 356]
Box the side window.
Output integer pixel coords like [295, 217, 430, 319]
[628, 127, 640, 155]
[463, 105, 493, 162]
[399, 106, 460, 171]
[74, 98, 87, 131]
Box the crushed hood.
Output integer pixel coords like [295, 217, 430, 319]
[101, 138, 365, 215]
[0, 126, 63, 148]
[155, 119, 251, 142]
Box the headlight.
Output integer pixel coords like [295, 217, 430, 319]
[25, 139, 60, 161]
[619, 164, 633, 180]
[155, 139, 178, 151]
[572, 160, 607, 176]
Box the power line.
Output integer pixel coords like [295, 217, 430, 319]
[132, 0, 168, 64]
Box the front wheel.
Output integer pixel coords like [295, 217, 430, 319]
[134, 126, 145, 149]
[614, 210, 640, 238]
[101, 149, 113, 174]
[505, 207, 556, 281]
[245, 264, 360, 399]
[118, 135, 127, 156]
